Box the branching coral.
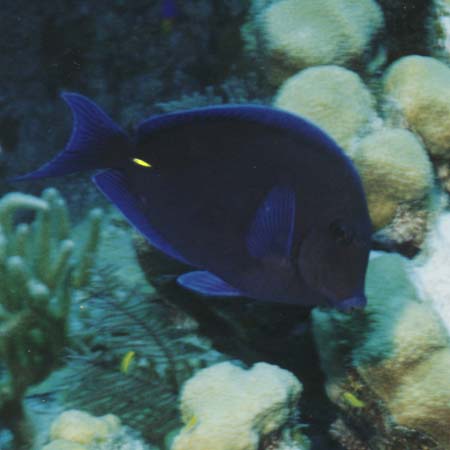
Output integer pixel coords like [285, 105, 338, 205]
[0, 188, 102, 449]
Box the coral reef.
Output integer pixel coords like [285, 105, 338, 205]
[0, 189, 101, 449]
[171, 361, 310, 450]
[273, 65, 437, 249]
[245, 0, 384, 84]
[133, 235, 345, 448]
[154, 75, 266, 114]
[274, 66, 378, 151]
[414, 212, 450, 334]
[49, 410, 121, 445]
[312, 252, 450, 448]
[383, 55, 450, 196]
[384, 55, 450, 159]
[5, 2, 450, 449]
[61, 263, 225, 446]
[42, 409, 154, 450]
[350, 128, 434, 230]
[428, 0, 450, 61]
[371, 203, 432, 257]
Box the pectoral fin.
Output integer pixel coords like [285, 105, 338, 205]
[177, 271, 243, 297]
[246, 186, 296, 260]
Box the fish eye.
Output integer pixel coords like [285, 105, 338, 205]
[329, 220, 354, 245]
[132, 157, 152, 168]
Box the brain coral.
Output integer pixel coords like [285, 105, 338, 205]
[384, 55, 450, 159]
[172, 361, 309, 450]
[253, 0, 384, 84]
[274, 65, 377, 151]
[351, 128, 434, 229]
[43, 410, 153, 450]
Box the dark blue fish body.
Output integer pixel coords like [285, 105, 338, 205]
[161, 0, 178, 19]
[13, 94, 372, 312]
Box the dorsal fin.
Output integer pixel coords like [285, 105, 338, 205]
[137, 104, 340, 153]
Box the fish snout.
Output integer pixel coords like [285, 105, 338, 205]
[335, 294, 367, 313]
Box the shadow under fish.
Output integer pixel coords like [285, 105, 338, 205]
[12, 93, 372, 312]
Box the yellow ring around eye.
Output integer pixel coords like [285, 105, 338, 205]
[132, 158, 152, 168]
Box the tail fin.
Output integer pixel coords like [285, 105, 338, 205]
[11, 93, 129, 182]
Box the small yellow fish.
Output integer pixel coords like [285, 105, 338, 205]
[120, 350, 136, 374]
[342, 391, 365, 408]
[185, 415, 198, 431]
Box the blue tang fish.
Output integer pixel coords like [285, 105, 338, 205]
[13, 93, 372, 312]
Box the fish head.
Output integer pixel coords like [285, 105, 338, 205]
[297, 219, 370, 310]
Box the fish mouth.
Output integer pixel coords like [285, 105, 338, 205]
[334, 294, 367, 313]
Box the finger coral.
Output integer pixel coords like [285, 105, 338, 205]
[0, 189, 102, 448]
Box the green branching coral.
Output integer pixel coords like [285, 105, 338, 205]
[0, 189, 102, 449]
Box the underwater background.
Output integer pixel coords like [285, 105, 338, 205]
[2, 0, 450, 449]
